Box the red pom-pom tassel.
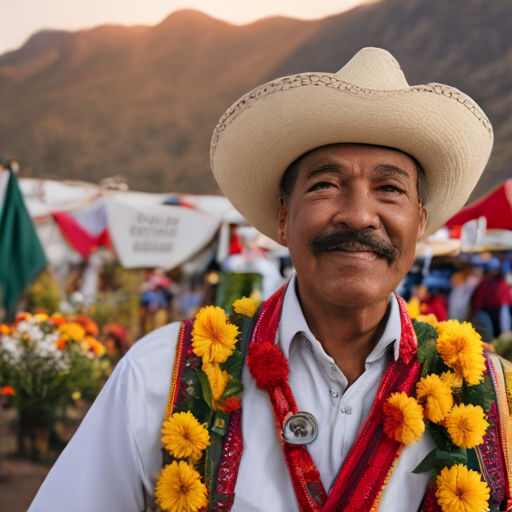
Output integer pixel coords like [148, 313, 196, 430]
[247, 343, 289, 390]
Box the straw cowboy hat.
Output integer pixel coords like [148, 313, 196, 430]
[210, 47, 493, 242]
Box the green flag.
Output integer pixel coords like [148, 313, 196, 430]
[0, 171, 47, 321]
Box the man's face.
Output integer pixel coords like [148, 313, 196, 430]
[278, 144, 427, 308]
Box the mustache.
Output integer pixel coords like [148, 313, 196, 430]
[308, 228, 399, 264]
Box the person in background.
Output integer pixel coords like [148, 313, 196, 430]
[448, 264, 482, 322]
[471, 258, 512, 337]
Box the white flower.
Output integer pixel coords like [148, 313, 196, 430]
[29, 327, 44, 342]
[16, 321, 31, 333]
[0, 336, 23, 364]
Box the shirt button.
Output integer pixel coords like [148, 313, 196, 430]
[340, 406, 352, 415]
[330, 388, 339, 398]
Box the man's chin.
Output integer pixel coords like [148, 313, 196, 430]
[317, 280, 392, 309]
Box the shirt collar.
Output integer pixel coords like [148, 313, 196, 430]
[278, 273, 401, 362]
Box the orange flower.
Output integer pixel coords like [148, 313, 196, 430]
[82, 336, 106, 356]
[55, 336, 68, 350]
[217, 397, 242, 413]
[15, 312, 32, 323]
[1, 385, 15, 396]
[58, 322, 86, 342]
[383, 392, 425, 445]
[74, 316, 100, 338]
[0, 324, 11, 335]
[416, 314, 439, 328]
[49, 314, 65, 327]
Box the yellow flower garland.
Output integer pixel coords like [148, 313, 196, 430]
[436, 320, 486, 386]
[233, 297, 258, 318]
[155, 461, 208, 512]
[383, 392, 425, 445]
[192, 306, 238, 364]
[416, 374, 453, 424]
[202, 362, 229, 404]
[436, 464, 490, 512]
[161, 411, 211, 461]
[440, 371, 463, 390]
[445, 404, 489, 449]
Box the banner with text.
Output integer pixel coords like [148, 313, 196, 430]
[105, 196, 221, 269]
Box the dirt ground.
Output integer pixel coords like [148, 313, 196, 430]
[0, 403, 89, 512]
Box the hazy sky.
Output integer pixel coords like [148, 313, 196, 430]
[0, 0, 369, 55]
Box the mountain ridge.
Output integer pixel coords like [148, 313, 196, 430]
[0, 1, 510, 200]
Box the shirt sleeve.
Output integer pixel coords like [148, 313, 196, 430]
[28, 322, 180, 512]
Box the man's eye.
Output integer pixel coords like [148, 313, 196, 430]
[309, 181, 335, 192]
[379, 185, 404, 194]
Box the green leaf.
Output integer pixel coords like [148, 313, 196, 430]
[413, 448, 468, 474]
[428, 422, 459, 452]
[413, 320, 438, 348]
[416, 339, 444, 378]
[197, 370, 213, 410]
[220, 378, 243, 402]
[461, 372, 495, 413]
[206, 430, 224, 501]
[412, 448, 438, 474]
[222, 350, 243, 381]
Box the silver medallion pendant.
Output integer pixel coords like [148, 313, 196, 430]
[282, 412, 318, 445]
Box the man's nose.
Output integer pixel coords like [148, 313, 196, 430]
[331, 186, 380, 232]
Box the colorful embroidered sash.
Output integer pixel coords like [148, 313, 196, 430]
[245, 286, 421, 512]
[162, 291, 512, 512]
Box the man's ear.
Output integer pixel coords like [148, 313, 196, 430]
[277, 197, 289, 247]
[417, 206, 428, 242]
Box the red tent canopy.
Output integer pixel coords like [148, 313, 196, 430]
[446, 179, 512, 230]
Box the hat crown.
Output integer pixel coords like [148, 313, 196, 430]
[336, 47, 409, 90]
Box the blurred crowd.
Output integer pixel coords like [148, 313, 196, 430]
[402, 254, 512, 342]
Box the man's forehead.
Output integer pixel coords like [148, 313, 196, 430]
[296, 143, 416, 172]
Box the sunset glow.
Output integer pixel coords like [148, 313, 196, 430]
[0, 0, 368, 55]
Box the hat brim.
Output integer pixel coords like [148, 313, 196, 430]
[211, 74, 493, 243]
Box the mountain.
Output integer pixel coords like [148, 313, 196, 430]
[0, 0, 510, 200]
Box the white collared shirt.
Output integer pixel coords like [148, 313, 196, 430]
[29, 275, 435, 512]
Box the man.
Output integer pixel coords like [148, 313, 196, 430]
[29, 48, 494, 511]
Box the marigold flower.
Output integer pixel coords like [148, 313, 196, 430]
[55, 336, 68, 350]
[192, 306, 238, 364]
[1, 385, 15, 396]
[49, 313, 65, 327]
[441, 371, 463, 389]
[58, 322, 86, 342]
[202, 362, 229, 403]
[445, 404, 489, 448]
[0, 324, 11, 335]
[416, 374, 453, 423]
[74, 315, 100, 337]
[155, 461, 208, 512]
[33, 313, 49, 323]
[436, 320, 485, 386]
[436, 464, 490, 512]
[83, 336, 106, 357]
[416, 313, 439, 328]
[162, 411, 210, 460]
[233, 297, 258, 318]
[15, 312, 32, 323]
[383, 392, 425, 445]
[406, 297, 421, 319]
